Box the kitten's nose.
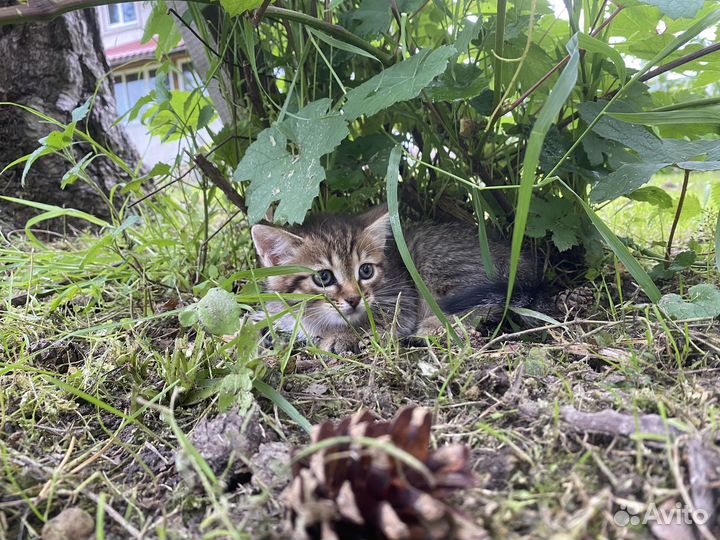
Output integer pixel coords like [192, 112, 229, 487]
[346, 295, 361, 309]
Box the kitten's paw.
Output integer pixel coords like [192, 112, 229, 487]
[318, 334, 360, 355]
[554, 286, 594, 317]
[414, 316, 444, 337]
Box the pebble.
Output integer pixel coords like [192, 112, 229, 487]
[41, 506, 94, 540]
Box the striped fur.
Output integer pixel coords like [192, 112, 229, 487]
[251, 208, 540, 351]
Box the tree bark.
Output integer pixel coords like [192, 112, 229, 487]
[0, 3, 138, 232]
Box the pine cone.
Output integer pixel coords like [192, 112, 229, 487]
[283, 406, 486, 540]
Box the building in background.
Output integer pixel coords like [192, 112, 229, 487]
[97, 2, 194, 165]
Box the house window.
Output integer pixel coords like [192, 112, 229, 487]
[113, 68, 156, 119]
[107, 3, 138, 26]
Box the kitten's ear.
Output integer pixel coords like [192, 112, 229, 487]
[251, 224, 303, 267]
[363, 207, 391, 248]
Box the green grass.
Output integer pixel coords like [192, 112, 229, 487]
[2, 172, 720, 539]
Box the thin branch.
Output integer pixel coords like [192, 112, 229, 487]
[193, 154, 247, 213]
[0, 1, 394, 68]
[252, 0, 272, 27]
[664, 168, 690, 266]
[640, 42, 720, 83]
[0, 0, 211, 25]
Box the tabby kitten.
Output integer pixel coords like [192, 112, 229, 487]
[251, 207, 541, 353]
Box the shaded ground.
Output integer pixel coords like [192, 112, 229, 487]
[2, 282, 720, 539]
[2, 174, 719, 539]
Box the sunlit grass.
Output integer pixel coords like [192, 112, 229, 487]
[599, 170, 719, 252]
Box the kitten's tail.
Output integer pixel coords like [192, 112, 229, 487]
[439, 281, 540, 315]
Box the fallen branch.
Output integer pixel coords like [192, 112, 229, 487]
[560, 406, 685, 438]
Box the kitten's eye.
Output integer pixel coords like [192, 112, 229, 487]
[358, 263, 374, 280]
[312, 269, 336, 287]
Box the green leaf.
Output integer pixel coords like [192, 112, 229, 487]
[220, 0, 263, 16]
[578, 33, 626, 82]
[196, 287, 242, 335]
[218, 369, 254, 413]
[197, 105, 216, 131]
[607, 109, 720, 125]
[19, 145, 54, 187]
[142, 0, 182, 56]
[71, 98, 92, 123]
[426, 64, 489, 102]
[668, 250, 697, 271]
[676, 161, 720, 171]
[507, 35, 580, 304]
[234, 99, 349, 224]
[659, 284, 720, 320]
[142, 90, 213, 142]
[590, 162, 670, 203]
[579, 101, 665, 157]
[626, 186, 673, 208]
[342, 0, 391, 37]
[155, 72, 172, 106]
[526, 196, 582, 252]
[637, 0, 704, 20]
[60, 153, 94, 189]
[306, 27, 382, 63]
[178, 305, 199, 327]
[454, 17, 482, 53]
[343, 46, 456, 121]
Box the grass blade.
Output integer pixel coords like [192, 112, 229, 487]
[253, 379, 312, 434]
[385, 146, 462, 346]
[506, 34, 580, 307]
[715, 213, 720, 272]
[561, 180, 662, 303]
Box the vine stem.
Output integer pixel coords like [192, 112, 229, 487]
[503, 5, 624, 116]
[664, 168, 691, 267]
[493, 0, 508, 108]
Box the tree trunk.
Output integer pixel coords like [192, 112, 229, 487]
[0, 4, 138, 232]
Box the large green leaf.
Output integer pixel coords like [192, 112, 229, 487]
[636, 0, 704, 20]
[579, 101, 665, 157]
[426, 64, 489, 102]
[659, 284, 720, 320]
[626, 186, 673, 208]
[343, 46, 456, 120]
[234, 99, 349, 224]
[342, 0, 391, 37]
[590, 162, 670, 203]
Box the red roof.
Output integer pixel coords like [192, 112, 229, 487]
[105, 39, 158, 65]
[105, 38, 189, 66]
